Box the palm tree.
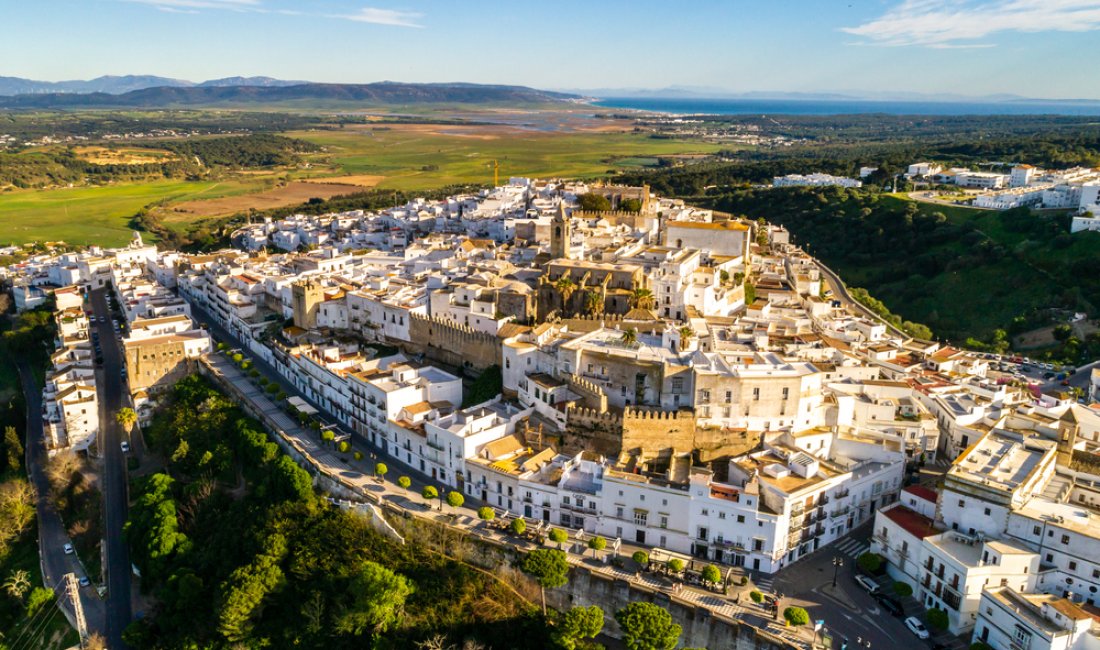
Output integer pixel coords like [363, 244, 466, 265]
[628, 288, 654, 311]
[554, 276, 577, 315]
[678, 326, 694, 351]
[3, 570, 30, 599]
[583, 290, 604, 317]
[620, 328, 638, 347]
[115, 407, 137, 435]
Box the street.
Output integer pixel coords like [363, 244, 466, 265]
[89, 288, 133, 649]
[16, 360, 106, 639]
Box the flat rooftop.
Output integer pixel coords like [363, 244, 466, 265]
[949, 431, 1054, 493]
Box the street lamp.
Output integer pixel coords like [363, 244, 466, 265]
[831, 556, 843, 587]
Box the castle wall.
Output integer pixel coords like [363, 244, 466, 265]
[404, 313, 500, 373]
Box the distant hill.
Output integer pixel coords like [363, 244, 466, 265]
[0, 82, 580, 108]
[0, 75, 193, 95]
[0, 74, 309, 95]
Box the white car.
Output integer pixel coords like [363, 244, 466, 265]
[63, 543, 74, 555]
[120, 441, 130, 453]
[853, 574, 880, 594]
[905, 616, 930, 639]
[78, 576, 90, 587]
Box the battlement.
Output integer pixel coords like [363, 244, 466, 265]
[625, 407, 696, 422]
[566, 373, 609, 411]
[409, 312, 497, 342]
[566, 406, 623, 426]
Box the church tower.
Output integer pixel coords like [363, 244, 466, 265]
[550, 202, 571, 259]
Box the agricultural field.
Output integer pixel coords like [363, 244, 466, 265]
[288, 123, 728, 191]
[71, 145, 177, 165]
[0, 177, 274, 246]
[160, 180, 362, 221]
[0, 111, 728, 245]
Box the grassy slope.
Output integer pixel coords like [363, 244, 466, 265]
[844, 195, 1100, 340]
[291, 129, 726, 191]
[0, 177, 274, 246]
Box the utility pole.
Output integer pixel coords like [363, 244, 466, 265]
[64, 572, 88, 647]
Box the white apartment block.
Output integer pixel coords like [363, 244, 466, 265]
[772, 174, 862, 189]
[972, 587, 1100, 650]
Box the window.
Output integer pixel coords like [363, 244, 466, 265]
[725, 390, 732, 403]
[672, 377, 683, 392]
[782, 387, 789, 400]
[616, 506, 624, 518]
[1033, 525, 1041, 536]
[660, 515, 668, 529]
[562, 496, 570, 506]
[958, 499, 965, 507]
[697, 527, 708, 541]
[1046, 553, 1054, 563]
[1069, 561, 1078, 571]
[719, 512, 726, 520]
[753, 387, 760, 401]
[984, 508, 991, 516]
[1013, 625, 1033, 649]
[634, 511, 647, 526]
[1062, 535, 1071, 545]
[701, 509, 709, 517]
[737, 515, 745, 523]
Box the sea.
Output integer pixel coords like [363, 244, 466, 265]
[592, 97, 1100, 117]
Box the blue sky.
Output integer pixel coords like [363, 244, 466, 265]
[5, 0, 1100, 98]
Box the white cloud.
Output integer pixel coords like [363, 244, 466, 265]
[334, 7, 424, 28]
[842, 0, 1100, 47]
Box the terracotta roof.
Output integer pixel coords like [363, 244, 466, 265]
[903, 484, 938, 504]
[882, 505, 940, 540]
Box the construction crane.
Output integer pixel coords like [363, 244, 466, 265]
[489, 159, 499, 187]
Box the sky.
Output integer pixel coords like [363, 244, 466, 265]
[4, 0, 1100, 99]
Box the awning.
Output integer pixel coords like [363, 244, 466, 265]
[287, 396, 318, 415]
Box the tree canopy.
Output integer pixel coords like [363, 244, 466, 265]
[615, 602, 682, 650]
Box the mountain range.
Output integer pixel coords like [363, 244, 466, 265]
[0, 82, 580, 109]
[0, 75, 306, 96]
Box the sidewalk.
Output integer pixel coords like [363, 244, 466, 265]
[201, 349, 814, 649]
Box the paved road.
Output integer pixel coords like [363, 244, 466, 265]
[813, 258, 909, 340]
[89, 289, 132, 649]
[771, 525, 963, 650]
[16, 360, 106, 639]
[190, 304, 822, 647]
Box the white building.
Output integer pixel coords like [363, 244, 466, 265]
[973, 587, 1100, 650]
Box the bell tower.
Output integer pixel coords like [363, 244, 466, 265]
[551, 202, 571, 259]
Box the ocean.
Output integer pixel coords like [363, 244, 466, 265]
[592, 97, 1100, 117]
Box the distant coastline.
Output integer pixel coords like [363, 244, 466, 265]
[592, 96, 1100, 116]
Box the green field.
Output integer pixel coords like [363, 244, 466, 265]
[0, 124, 725, 245]
[291, 128, 727, 191]
[0, 177, 273, 247]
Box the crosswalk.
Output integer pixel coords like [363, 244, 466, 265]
[930, 456, 952, 470]
[834, 537, 869, 559]
[754, 575, 775, 593]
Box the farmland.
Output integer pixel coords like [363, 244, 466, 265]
[0, 177, 275, 246]
[289, 123, 728, 191]
[0, 116, 725, 245]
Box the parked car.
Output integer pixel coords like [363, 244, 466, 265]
[876, 594, 904, 617]
[904, 616, 930, 639]
[78, 576, 90, 587]
[120, 441, 130, 453]
[854, 574, 880, 595]
[63, 543, 74, 555]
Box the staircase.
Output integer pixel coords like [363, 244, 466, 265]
[1041, 474, 1072, 503]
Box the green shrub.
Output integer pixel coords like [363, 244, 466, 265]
[701, 565, 721, 584]
[926, 608, 949, 631]
[353, 451, 363, 461]
[667, 558, 684, 573]
[749, 590, 763, 603]
[510, 518, 526, 536]
[477, 506, 495, 521]
[632, 551, 649, 566]
[337, 440, 350, 453]
[894, 581, 913, 597]
[857, 552, 883, 575]
[783, 606, 809, 626]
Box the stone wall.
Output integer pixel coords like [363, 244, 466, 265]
[549, 567, 796, 650]
[404, 313, 500, 373]
[564, 406, 762, 459]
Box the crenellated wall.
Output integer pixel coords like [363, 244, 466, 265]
[405, 313, 500, 372]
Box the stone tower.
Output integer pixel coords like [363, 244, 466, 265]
[291, 279, 324, 330]
[550, 201, 571, 259]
